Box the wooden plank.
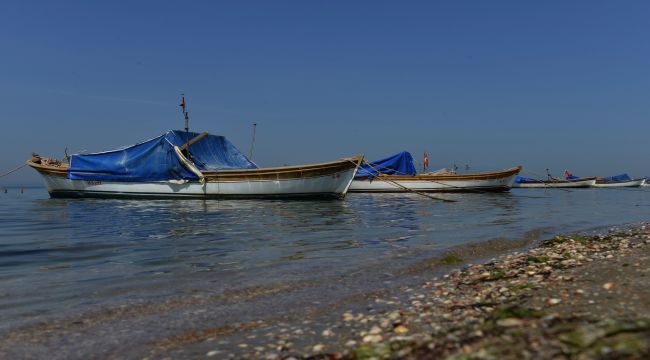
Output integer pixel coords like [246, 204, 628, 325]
[178, 131, 209, 151]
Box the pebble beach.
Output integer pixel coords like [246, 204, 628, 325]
[303, 224, 650, 360]
[2, 191, 650, 360]
[211, 223, 650, 359]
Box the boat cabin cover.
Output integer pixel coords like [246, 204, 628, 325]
[356, 151, 417, 178]
[68, 130, 257, 182]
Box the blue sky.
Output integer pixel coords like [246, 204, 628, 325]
[1, 1, 649, 185]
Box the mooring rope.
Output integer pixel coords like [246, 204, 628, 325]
[0, 164, 27, 179]
[359, 160, 547, 199]
[348, 159, 457, 202]
[518, 169, 575, 193]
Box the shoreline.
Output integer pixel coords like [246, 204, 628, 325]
[296, 223, 650, 360]
[2, 221, 650, 359]
[145, 222, 650, 359]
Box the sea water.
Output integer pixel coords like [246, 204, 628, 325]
[1, 187, 649, 333]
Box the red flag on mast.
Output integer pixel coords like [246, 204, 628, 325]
[179, 96, 186, 112]
[423, 152, 429, 172]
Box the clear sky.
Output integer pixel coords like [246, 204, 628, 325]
[1, 0, 649, 186]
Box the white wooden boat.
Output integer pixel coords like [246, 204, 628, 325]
[27, 131, 363, 199]
[349, 166, 522, 193]
[512, 177, 597, 188]
[592, 178, 646, 188]
[28, 158, 363, 199]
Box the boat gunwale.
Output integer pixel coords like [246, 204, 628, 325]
[26, 155, 364, 181]
[517, 176, 598, 185]
[594, 178, 646, 185]
[200, 156, 362, 176]
[355, 166, 522, 182]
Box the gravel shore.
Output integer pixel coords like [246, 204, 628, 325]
[270, 223, 650, 360]
[3, 223, 650, 359]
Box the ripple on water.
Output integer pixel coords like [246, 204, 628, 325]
[0, 187, 649, 328]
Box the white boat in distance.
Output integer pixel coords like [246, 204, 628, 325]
[512, 177, 597, 188]
[592, 173, 646, 188]
[27, 130, 363, 199]
[349, 167, 522, 193]
[348, 152, 521, 193]
[592, 178, 646, 188]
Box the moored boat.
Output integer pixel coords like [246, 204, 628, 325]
[593, 174, 646, 188]
[348, 152, 522, 193]
[27, 130, 363, 199]
[512, 176, 597, 188]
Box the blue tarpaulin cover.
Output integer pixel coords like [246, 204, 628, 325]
[356, 151, 417, 179]
[514, 176, 537, 183]
[600, 174, 632, 182]
[68, 130, 257, 182]
[165, 130, 258, 171]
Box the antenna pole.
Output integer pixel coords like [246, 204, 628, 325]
[179, 94, 189, 149]
[249, 123, 257, 160]
[184, 112, 189, 148]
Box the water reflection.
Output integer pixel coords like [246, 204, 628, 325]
[1, 188, 649, 328]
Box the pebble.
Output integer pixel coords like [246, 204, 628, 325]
[497, 318, 525, 327]
[362, 334, 383, 343]
[546, 298, 561, 306]
[394, 325, 409, 334]
[603, 282, 616, 290]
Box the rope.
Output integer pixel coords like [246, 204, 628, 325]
[518, 170, 574, 193]
[350, 160, 457, 202]
[0, 164, 27, 179]
[362, 160, 547, 199]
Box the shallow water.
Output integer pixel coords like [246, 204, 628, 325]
[1, 187, 649, 332]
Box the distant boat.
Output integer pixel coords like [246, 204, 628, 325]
[512, 176, 597, 188]
[593, 174, 645, 188]
[348, 151, 522, 193]
[27, 130, 363, 199]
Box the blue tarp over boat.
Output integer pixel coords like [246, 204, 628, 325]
[68, 130, 257, 182]
[356, 151, 417, 179]
[600, 173, 632, 182]
[566, 173, 632, 182]
[514, 176, 537, 183]
[165, 130, 257, 171]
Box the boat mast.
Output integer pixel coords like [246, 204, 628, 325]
[249, 123, 257, 160]
[179, 94, 189, 149]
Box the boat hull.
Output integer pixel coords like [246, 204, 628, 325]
[348, 167, 521, 193]
[29, 157, 362, 199]
[512, 178, 597, 188]
[592, 179, 646, 188]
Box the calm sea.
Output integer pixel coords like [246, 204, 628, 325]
[1, 187, 649, 334]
